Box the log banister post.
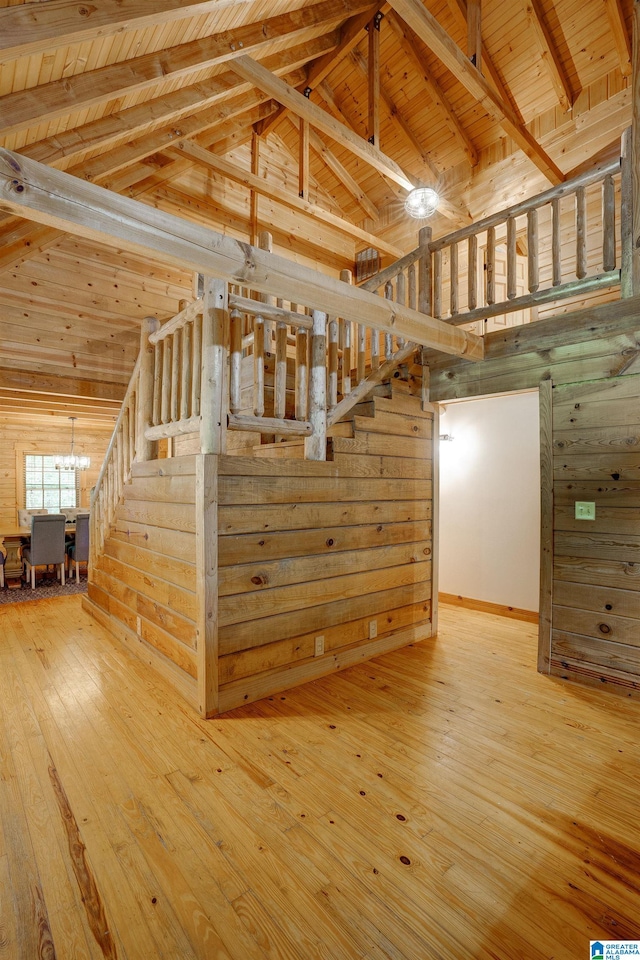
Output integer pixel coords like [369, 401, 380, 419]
[136, 315, 160, 463]
[304, 309, 328, 461]
[200, 278, 229, 455]
[418, 225, 432, 315]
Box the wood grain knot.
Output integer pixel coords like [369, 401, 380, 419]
[396, 814, 406, 821]
[399, 856, 411, 865]
[598, 623, 611, 634]
[251, 574, 267, 585]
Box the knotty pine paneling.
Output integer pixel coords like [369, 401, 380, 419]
[217, 389, 434, 713]
[550, 371, 640, 692]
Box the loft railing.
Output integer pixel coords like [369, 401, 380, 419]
[364, 128, 633, 328]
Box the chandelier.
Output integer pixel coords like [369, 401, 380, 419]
[54, 417, 91, 471]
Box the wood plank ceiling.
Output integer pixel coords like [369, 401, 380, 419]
[0, 0, 634, 415]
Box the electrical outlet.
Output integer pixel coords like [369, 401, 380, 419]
[314, 635, 324, 657]
[575, 501, 596, 521]
[369, 620, 377, 639]
[136, 615, 142, 634]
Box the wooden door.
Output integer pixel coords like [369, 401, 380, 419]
[538, 373, 640, 693]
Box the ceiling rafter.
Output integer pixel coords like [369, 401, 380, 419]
[0, 0, 374, 138]
[256, 2, 388, 139]
[170, 139, 403, 257]
[387, 0, 564, 184]
[385, 10, 478, 166]
[603, 0, 632, 77]
[0, 0, 259, 61]
[525, 0, 574, 111]
[441, 0, 526, 123]
[232, 55, 416, 192]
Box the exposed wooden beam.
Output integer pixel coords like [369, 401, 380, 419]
[387, 0, 564, 184]
[0, 368, 127, 403]
[233, 56, 416, 191]
[386, 11, 478, 166]
[16, 36, 336, 175]
[250, 132, 260, 245]
[0, 0, 258, 61]
[170, 140, 404, 258]
[0, 149, 483, 361]
[440, 0, 526, 123]
[604, 0, 633, 77]
[467, 0, 481, 70]
[368, 15, 381, 146]
[526, 0, 573, 111]
[299, 120, 310, 200]
[306, 126, 380, 220]
[0, 0, 373, 138]
[350, 49, 440, 179]
[256, 2, 386, 139]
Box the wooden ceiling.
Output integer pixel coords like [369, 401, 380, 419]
[0, 0, 634, 416]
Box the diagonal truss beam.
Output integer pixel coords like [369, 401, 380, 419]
[387, 0, 564, 184]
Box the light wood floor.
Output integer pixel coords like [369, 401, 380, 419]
[1, 597, 639, 959]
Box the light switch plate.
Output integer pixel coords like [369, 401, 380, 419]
[575, 501, 596, 520]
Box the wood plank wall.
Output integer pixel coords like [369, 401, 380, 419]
[428, 297, 640, 698]
[549, 372, 640, 692]
[84, 456, 198, 709]
[0, 419, 113, 528]
[216, 384, 434, 713]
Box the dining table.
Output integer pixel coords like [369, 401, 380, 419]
[1, 523, 76, 589]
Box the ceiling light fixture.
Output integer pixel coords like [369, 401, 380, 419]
[405, 186, 439, 219]
[54, 417, 91, 471]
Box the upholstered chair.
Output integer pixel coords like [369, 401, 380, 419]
[66, 513, 90, 584]
[17, 508, 48, 529]
[21, 514, 67, 589]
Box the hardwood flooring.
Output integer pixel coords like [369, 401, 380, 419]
[0, 596, 638, 959]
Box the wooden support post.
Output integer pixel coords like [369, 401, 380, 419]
[295, 328, 309, 421]
[538, 378, 553, 673]
[191, 312, 202, 417]
[551, 197, 562, 287]
[250, 131, 259, 246]
[152, 342, 162, 427]
[433, 248, 442, 317]
[368, 14, 381, 146]
[200, 278, 229, 456]
[506, 216, 516, 300]
[253, 317, 265, 417]
[485, 225, 495, 305]
[161, 337, 171, 424]
[371, 327, 380, 370]
[449, 242, 458, 316]
[396, 271, 406, 347]
[275, 318, 288, 419]
[418, 225, 432, 315]
[181, 321, 192, 420]
[621, 126, 634, 297]
[575, 186, 587, 280]
[340, 268, 353, 396]
[328, 317, 339, 409]
[136, 316, 159, 462]
[384, 281, 394, 358]
[357, 322, 366, 383]
[632, 1, 640, 294]
[430, 398, 440, 636]
[229, 307, 242, 415]
[299, 119, 309, 200]
[258, 231, 275, 349]
[467, 0, 481, 71]
[408, 262, 417, 310]
[467, 233, 478, 310]
[196, 454, 218, 719]
[170, 329, 181, 422]
[602, 173, 616, 272]
[304, 310, 328, 461]
[527, 210, 539, 292]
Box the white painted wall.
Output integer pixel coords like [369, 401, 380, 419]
[438, 391, 540, 611]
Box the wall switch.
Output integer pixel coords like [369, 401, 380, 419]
[369, 620, 378, 639]
[575, 501, 596, 521]
[136, 615, 142, 634]
[314, 635, 324, 657]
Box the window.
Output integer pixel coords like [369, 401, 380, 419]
[24, 455, 79, 511]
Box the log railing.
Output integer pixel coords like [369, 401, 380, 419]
[383, 130, 632, 328]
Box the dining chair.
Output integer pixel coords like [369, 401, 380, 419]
[66, 513, 90, 584]
[22, 514, 67, 589]
[17, 507, 48, 529]
[0, 550, 5, 589]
